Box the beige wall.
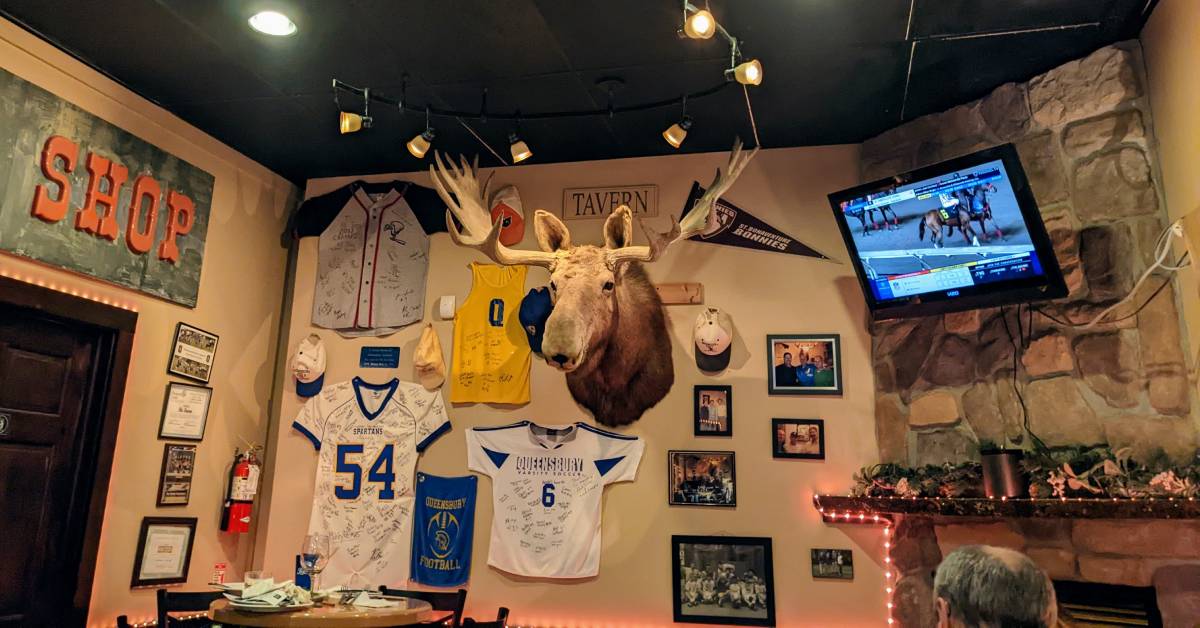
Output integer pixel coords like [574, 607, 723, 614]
[0, 17, 297, 627]
[1142, 0, 1200, 362]
[258, 144, 889, 626]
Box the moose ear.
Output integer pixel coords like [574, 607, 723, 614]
[603, 205, 634, 249]
[534, 209, 572, 252]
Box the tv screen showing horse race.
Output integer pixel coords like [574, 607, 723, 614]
[829, 144, 1066, 319]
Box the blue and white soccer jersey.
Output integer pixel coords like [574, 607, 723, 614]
[466, 421, 644, 578]
[293, 377, 450, 588]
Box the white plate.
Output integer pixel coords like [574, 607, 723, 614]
[228, 601, 313, 613]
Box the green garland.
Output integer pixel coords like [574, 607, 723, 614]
[852, 446, 1200, 499]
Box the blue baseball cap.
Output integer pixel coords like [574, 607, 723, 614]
[519, 287, 554, 354]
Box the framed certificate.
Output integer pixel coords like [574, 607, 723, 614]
[156, 444, 197, 506]
[158, 382, 212, 441]
[168, 322, 219, 383]
[131, 517, 197, 587]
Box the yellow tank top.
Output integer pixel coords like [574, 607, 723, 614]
[450, 263, 531, 404]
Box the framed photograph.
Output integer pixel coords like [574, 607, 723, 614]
[668, 450, 736, 507]
[157, 382, 212, 441]
[131, 517, 197, 587]
[694, 385, 732, 436]
[772, 418, 825, 460]
[672, 535, 775, 626]
[156, 444, 197, 506]
[766, 334, 842, 395]
[168, 322, 219, 383]
[811, 548, 854, 580]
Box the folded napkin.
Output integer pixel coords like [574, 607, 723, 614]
[350, 591, 399, 608]
[226, 579, 311, 607]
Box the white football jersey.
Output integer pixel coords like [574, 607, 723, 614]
[466, 421, 644, 578]
[293, 377, 450, 588]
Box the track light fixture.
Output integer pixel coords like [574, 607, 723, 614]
[508, 115, 532, 163]
[683, 7, 716, 39]
[337, 86, 372, 134]
[663, 97, 692, 149]
[331, 2, 763, 158]
[407, 107, 435, 158]
[730, 59, 763, 86]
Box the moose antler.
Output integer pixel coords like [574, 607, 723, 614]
[430, 151, 557, 268]
[607, 138, 759, 267]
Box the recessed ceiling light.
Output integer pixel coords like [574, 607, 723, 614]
[248, 11, 297, 37]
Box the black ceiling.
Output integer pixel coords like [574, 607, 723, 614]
[0, 0, 1157, 184]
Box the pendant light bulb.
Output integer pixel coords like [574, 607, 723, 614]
[339, 111, 362, 134]
[732, 59, 763, 86]
[407, 129, 435, 159]
[663, 115, 693, 149]
[684, 9, 716, 39]
[509, 132, 532, 164]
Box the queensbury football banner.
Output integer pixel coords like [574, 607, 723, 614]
[411, 473, 477, 587]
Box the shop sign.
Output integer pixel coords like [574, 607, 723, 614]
[561, 184, 658, 220]
[0, 67, 214, 307]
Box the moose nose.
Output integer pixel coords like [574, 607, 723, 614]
[551, 354, 570, 366]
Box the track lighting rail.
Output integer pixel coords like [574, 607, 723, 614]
[331, 78, 735, 121]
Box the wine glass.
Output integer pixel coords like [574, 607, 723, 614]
[300, 534, 331, 594]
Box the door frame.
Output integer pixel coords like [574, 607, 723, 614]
[0, 275, 136, 624]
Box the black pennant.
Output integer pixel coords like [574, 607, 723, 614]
[683, 182, 830, 260]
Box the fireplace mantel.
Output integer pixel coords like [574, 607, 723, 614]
[813, 494, 1200, 521]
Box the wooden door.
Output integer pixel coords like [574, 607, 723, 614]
[0, 305, 101, 626]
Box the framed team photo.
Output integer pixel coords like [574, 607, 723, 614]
[672, 535, 775, 626]
[167, 322, 219, 383]
[811, 548, 854, 580]
[694, 385, 732, 436]
[156, 443, 196, 506]
[766, 334, 842, 395]
[668, 450, 736, 507]
[772, 418, 825, 460]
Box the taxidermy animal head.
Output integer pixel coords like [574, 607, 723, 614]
[430, 139, 757, 426]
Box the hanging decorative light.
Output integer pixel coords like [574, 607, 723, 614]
[407, 107, 435, 158]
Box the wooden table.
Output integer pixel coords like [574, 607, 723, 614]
[209, 598, 433, 627]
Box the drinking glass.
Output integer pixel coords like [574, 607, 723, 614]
[299, 534, 331, 593]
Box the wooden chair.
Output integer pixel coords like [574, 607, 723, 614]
[463, 607, 510, 627]
[156, 588, 223, 627]
[378, 586, 468, 627]
[115, 617, 131, 628]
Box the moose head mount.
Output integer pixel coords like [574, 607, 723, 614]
[430, 139, 758, 426]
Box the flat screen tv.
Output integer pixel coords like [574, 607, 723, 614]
[828, 144, 1067, 321]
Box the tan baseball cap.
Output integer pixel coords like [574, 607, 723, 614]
[413, 324, 446, 390]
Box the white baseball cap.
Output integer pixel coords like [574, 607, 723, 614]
[694, 308, 733, 371]
[291, 334, 326, 397]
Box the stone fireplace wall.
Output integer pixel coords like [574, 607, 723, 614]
[891, 517, 1200, 626]
[865, 42, 1198, 466]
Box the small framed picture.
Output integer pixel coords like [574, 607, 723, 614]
[168, 322, 219, 383]
[158, 382, 212, 441]
[811, 548, 854, 580]
[156, 444, 197, 506]
[672, 535, 775, 626]
[766, 334, 842, 395]
[694, 385, 732, 436]
[772, 418, 825, 460]
[131, 517, 197, 587]
[668, 450, 736, 507]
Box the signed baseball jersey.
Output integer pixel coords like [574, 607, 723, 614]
[312, 185, 429, 337]
[293, 377, 451, 588]
[450, 263, 531, 404]
[466, 421, 644, 578]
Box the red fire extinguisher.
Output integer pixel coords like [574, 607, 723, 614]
[220, 446, 261, 533]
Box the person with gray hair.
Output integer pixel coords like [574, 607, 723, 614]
[933, 545, 1057, 628]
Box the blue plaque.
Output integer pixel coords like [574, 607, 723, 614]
[359, 346, 400, 368]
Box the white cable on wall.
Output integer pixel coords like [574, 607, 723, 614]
[1083, 217, 1189, 329]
